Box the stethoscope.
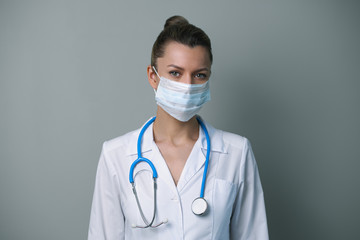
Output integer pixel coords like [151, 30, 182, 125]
[129, 116, 211, 228]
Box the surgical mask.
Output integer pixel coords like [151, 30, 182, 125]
[152, 66, 210, 122]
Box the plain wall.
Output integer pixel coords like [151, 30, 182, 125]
[1, 0, 359, 239]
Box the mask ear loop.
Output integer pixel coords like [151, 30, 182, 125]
[152, 66, 161, 94]
[152, 66, 161, 79]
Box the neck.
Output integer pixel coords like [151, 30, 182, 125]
[153, 107, 199, 145]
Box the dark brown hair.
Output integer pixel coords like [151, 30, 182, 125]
[151, 15, 213, 68]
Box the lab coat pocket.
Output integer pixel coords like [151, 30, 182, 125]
[212, 179, 237, 240]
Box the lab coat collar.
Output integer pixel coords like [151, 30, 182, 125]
[125, 116, 227, 157]
[125, 116, 155, 156]
[197, 115, 227, 154]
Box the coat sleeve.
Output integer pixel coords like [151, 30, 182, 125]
[88, 142, 125, 240]
[230, 139, 269, 240]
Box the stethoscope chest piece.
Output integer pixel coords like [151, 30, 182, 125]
[191, 197, 208, 215]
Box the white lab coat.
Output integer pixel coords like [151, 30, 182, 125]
[88, 117, 269, 240]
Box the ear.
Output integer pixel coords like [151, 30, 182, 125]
[147, 65, 159, 90]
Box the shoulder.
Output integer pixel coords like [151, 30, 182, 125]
[101, 128, 140, 156]
[205, 120, 250, 154]
[222, 130, 252, 154]
[222, 130, 249, 147]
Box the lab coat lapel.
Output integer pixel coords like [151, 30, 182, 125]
[177, 117, 227, 193]
[176, 123, 205, 193]
[146, 123, 179, 198]
[151, 140, 180, 195]
[127, 117, 181, 198]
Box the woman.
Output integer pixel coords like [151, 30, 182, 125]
[88, 16, 269, 240]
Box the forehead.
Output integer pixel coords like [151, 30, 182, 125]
[158, 41, 211, 69]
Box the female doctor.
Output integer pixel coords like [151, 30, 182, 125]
[88, 16, 269, 240]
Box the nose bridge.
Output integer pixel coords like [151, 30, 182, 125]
[183, 72, 193, 84]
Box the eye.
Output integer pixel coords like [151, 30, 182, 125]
[195, 73, 207, 79]
[169, 71, 180, 77]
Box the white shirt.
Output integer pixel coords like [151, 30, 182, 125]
[88, 117, 269, 240]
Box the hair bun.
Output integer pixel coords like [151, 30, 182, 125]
[164, 15, 189, 29]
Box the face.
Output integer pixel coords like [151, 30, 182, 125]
[147, 41, 212, 89]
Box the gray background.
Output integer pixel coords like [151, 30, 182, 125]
[1, 0, 359, 239]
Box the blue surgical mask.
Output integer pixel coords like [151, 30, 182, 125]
[152, 66, 210, 122]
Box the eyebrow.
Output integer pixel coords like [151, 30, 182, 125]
[167, 64, 210, 72]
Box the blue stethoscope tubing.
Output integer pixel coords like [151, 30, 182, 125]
[129, 116, 158, 183]
[197, 116, 211, 198]
[129, 116, 211, 224]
